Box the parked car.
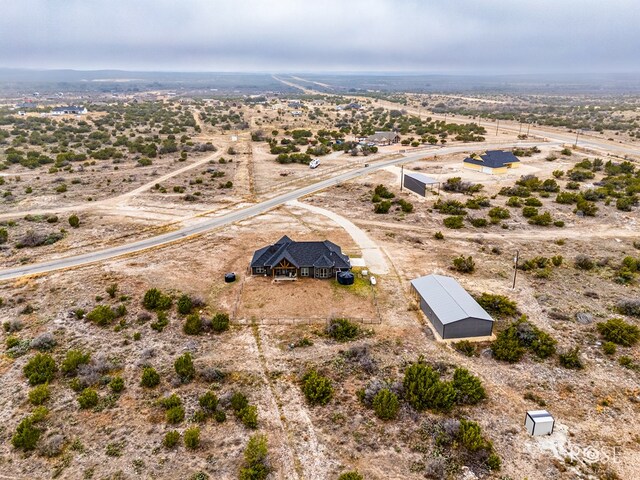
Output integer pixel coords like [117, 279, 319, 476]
[309, 158, 320, 169]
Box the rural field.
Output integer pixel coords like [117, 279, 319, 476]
[0, 79, 639, 480]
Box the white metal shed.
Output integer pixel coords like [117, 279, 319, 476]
[525, 410, 555, 436]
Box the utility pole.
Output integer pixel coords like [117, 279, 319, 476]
[574, 129, 580, 147]
[512, 250, 520, 289]
[527, 123, 531, 135]
[495, 119, 500, 136]
[519, 118, 523, 135]
[400, 165, 404, 191]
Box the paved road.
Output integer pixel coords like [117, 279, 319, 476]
[0, 142, 544, 281]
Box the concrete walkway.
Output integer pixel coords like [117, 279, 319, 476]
[286, 199, 390, 275]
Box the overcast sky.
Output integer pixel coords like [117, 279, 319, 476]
[0, 0, 638, 73]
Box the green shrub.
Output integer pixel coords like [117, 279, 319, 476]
[166, 406, 185, 424]
[551, 255, 563, 267]
[522, 206, 539, 218]
[301, 369, 333, 406]
[597, 318, 639, 346]
[491, 327, 525, 363]
[403, 360, 455, 412]
[616, 299, 640, 317]
[528, 211, 553, 226]
[109, 376, 125, 393]
[23, 353, 57, 385]
[338, 473, 364, 480]
[143, 288, 172, 310]
[239, 434, 270, 480]
[184, 427, 200, 449]
[163, 430, 180, 448]
[524, 197, 543, 207]
[0, 227, 8, 244]
[487, 453, 502, 471]
[559, 347, 584, 369]
[239, 405, 258, 429]
[12, 414, 45, 451]
[452, 255, 475, 273]
[231, 392, 249, 412]
[398, 199, 414, 213]
[434, 231, 444, 240]
[28, 384, 50, 406]
[61, 349, 91, 376]
[140, 367, 160, 388]
[78, 388, 99, 409]
[199, 391, 218, 412]
[452, 340, 477, 357]
[602, 341, 617, 355]
[214, 410, 227, 423]
[68, 214, 80, 228]
[326, 318, 359, 342]
[86, 305, 116, 326]
[469, 217, 488, 227]
[183, 314, 203, 335]
[459, 419, 486, 452]
[374, 200, 392, 214]
[530, 330, 557, 359]
[374, 184, 395, 199]
[476, 293, 518, 318]
[452, 368, 486, 405]
[506, 196, 522, 207]
[177, 294, 193, 315]
[372, 388, 399, 420]
[151, 311, 169, 332]
[174, 352, 196, 383]
[211, 312, 230, 332]
[160, 393, 182, 409]
[106, 283, 118, 299]
[488, 207, 510, 220]
[443, 215, 464, 229]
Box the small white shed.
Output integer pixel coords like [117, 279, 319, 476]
[525, 410, 555, 436]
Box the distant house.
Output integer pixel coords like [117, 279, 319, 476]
[345, 102, 362, 110]
[250, 235, 351, 279]
[366, 131, 401, 146]
[463, 150, 520, 174]
[291, 110, 303, 117]
[16, 101, 37, 110]
[51, 106, 87, 116]
[288, 101, 302, 109]
[410, 274, 494, 339]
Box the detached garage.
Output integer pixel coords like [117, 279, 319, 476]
[403, 172, 439, 197]
[410, 274, 494, 339]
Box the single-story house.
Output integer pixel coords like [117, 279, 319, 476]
[410, 274, 494, 339]
[250, 235, 351, 279]
[403, 172, 439, 197]
[463, 150, 520, 174]
[366, 131, 401, 146]
[51, 106, 87, 115]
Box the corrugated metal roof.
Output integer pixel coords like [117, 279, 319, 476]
[410, 274, 493, 324]
[463, 150, 520, 168]
[404, 171, 439, 185]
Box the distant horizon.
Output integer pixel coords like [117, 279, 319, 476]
[1, 67, 639, 78]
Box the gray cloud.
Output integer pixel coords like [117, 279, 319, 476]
[0, 0, 638, 73]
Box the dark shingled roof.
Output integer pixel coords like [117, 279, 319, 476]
[463, 150, 520, 169]
[251, 236, 350, 269]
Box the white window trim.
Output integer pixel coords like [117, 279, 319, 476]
[301, 267, 309, 277]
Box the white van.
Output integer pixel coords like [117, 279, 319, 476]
[309, 158, 320, 169]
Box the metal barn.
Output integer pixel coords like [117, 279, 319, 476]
[403, 172, 439, 197]
[410, 274, 494, 339]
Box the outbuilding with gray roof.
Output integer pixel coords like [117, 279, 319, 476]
[410, 274, 494, 339]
